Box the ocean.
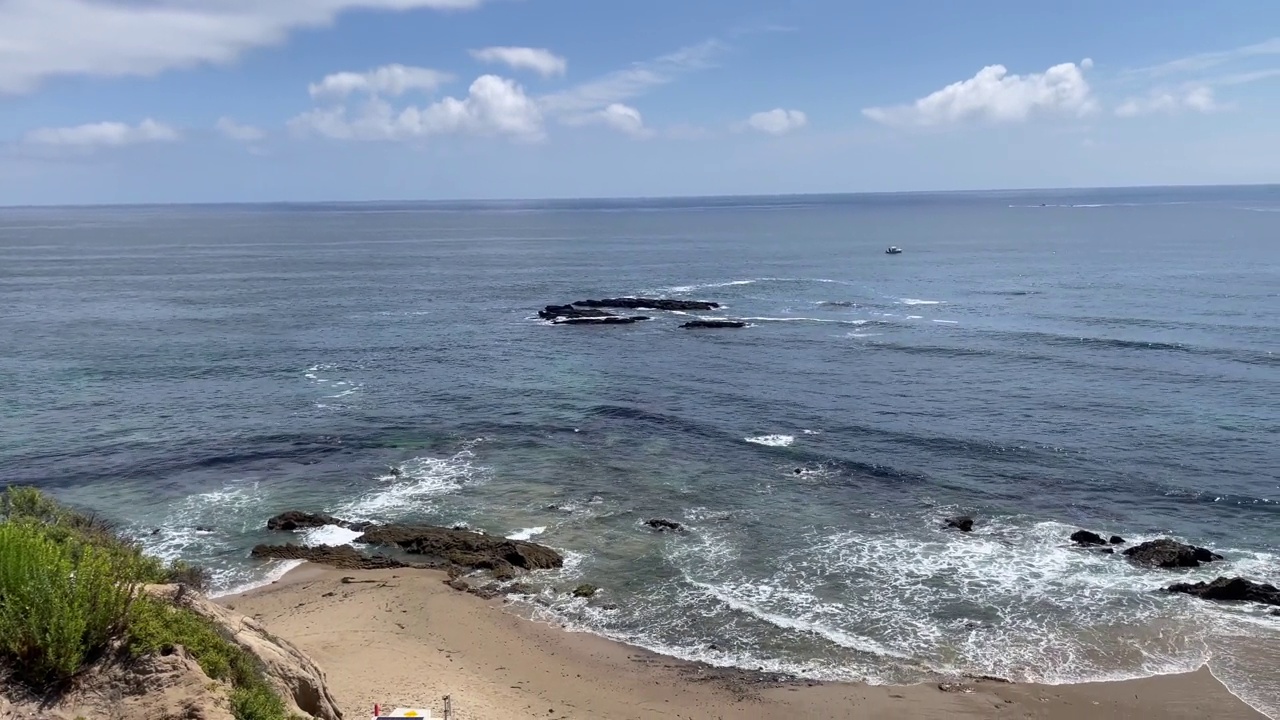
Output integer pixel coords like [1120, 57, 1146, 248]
[1, 186, 1277, 716]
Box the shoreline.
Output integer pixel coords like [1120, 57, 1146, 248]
[222, 562, 1270, 719]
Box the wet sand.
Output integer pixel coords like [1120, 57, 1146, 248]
[223, 564, 1268, 719]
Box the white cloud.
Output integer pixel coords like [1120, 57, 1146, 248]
[1115, 85, 1222, 117]
[470, 47, 566, 78]
[215, 117, 266, 141]
[309, 65, 453, 100]
[0, 0, 487, 94]
[540, 39, 725, 115]
[745, 108, 808, 135]
[24, 119, 180, 148]
[863, 60, 1096, 127]
[566, 103, 652, 138]
[290, 74, 543, 141]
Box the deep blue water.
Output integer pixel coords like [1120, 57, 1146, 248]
[2, 186, 1278, 714]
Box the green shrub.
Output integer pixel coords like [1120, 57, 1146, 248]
[0, 487, 286, 720]
[127, 597, 289, 720]
[0, 522, 141, 686]
[230, 683, 290, 720]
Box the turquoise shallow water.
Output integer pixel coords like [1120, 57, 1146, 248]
[1, 187, 1278, 715]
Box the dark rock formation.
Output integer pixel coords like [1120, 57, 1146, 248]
[358, 524, 563, 575]
[1070, 530, 1107, 546]
[261, 511, 565, 579]
[538, 304, 615, 321]
[945, 516, 974, 532]
[576, 298, 720, 311]
[554, 316, 649, 325]
[572, 584, 599, 598]
[1110, 535, 1126, 545]
[1094, 548, 1115, 555]
[645, 518, 684, 532]
[1271, 609, 1280, 617]
[1123, 539, 1223, 569]
[268, 511, 334, 531]
[1165, 577, 1280, 607]
[250, 544, 409, 570]
[681, 320, 747, 329]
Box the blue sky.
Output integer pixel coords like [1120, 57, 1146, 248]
[2, 0, 1279, 204]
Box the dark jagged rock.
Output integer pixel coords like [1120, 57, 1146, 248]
[1070, 530, 1107, 546]
[1165, 577, 1280, 607]
[572, 583, 599, 598]
[261, 512, 563, 578]
[539, 304, 614, 321]
[554, 315, 649, 325]
[1110, 535, 1126, 545]
[645, 518, 684, 532]
[681, 320, 747, 329]
[575, 298, 720, 312]
[266, 511, 372, 533]
[1271, 609, 1280, 617]
[250, 544, 409, 570]
[267, 511, 336, 531]
[358, 524, 563, 574]
[945, 516, 974, 532]
[1123, 538, 1223, 569]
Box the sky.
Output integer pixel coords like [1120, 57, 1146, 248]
[2, 0, 1280, 204]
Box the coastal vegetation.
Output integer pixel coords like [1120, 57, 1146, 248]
[0, 486, 291, 720]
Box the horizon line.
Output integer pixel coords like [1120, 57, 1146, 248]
[1, 182, 1276, 211]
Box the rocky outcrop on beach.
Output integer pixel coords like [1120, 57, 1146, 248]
[266, 510, 371, 532]
[358, 524, 563, 576]
[262, 514, 564, 580]
[1164, 577, 1280, 607]
[1123, 539, 1223, 568]
[576, 298, 720, 311]
[945, 516, 975, 532]
[681, 320, 747, 329]
[251, 543, 411, 570]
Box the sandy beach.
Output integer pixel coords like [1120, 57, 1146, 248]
[223, 564, 1268, 720]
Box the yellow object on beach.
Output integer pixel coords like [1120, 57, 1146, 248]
[375, 709, 431, 719]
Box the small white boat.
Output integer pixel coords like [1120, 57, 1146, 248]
[885, 246, 903, 255]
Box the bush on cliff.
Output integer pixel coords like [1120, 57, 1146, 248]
[0, 487, 289, 720]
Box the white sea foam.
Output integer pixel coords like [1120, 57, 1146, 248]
[663, 279, 758, 293]
[906, 315, 923, 320]
[566, 516, 1275, 697]
[209, 560, 305, 599]
[333, 449, 485, 521]
[736, 316, 867, 325]
[745, 434, 795, 447]
[301, 525, 365, 547]
[506, 526, 548, 541]
[684, 576, 914, 660]
[899, 298, 943, 306]
[933, 319, 959, 324]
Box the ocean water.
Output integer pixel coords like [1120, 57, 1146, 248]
[2, 187, 1278, 715]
